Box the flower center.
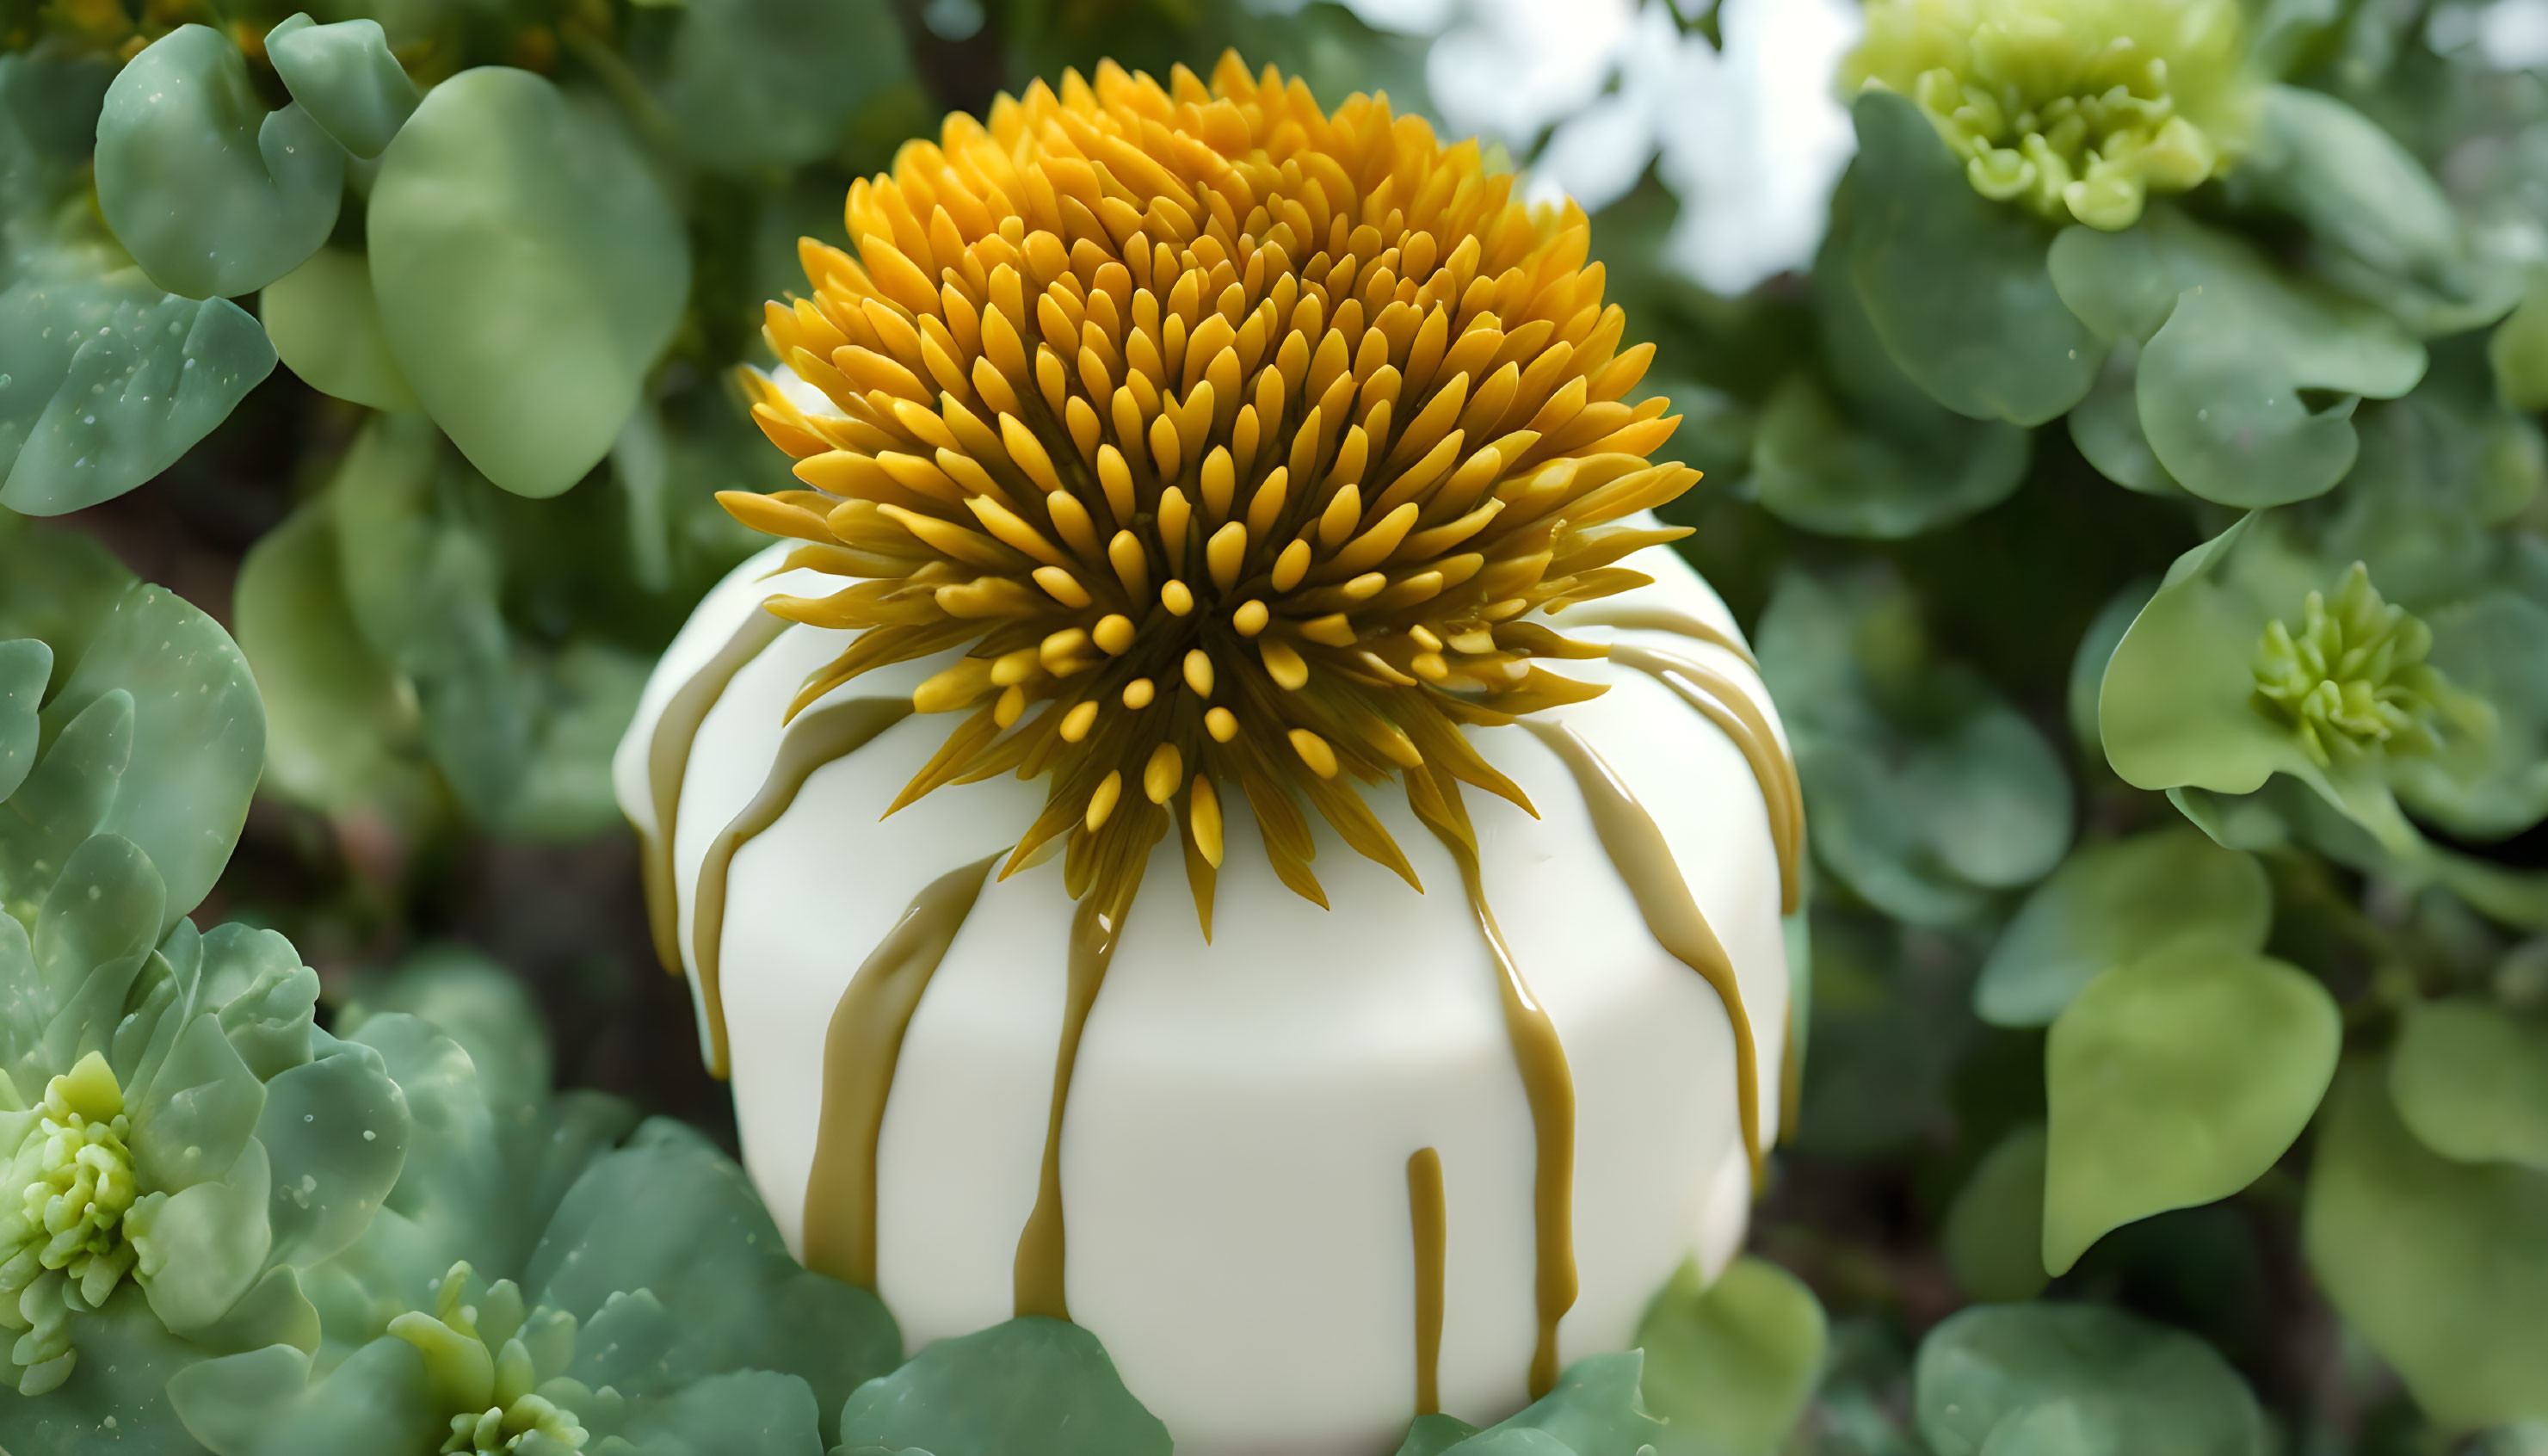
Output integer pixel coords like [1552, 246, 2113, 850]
[2252, 563, 2469, 767]
[5, 1052, 139, 1293]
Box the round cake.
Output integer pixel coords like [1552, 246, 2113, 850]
[613, 54, 1801, 1456]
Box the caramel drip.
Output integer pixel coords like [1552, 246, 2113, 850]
[1780, 1009, 1802, 1151]
[1406, 1146, 1447, 1416]
[1558, 602, 1758, 668]
[690, 697, 913, 1077]
[1014, 867, 1149, 1319]
[1523, 719, 1766, 1178]
[1603, 642, 1804, 915]
[1408, 773, 1576, 1399]
[642, 609, 790, 972]
[803, 854, 1001, 1289]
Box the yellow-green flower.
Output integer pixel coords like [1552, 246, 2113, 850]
[2252, 564, 2483, 768]
[390, 1262, 589, 1454]
[0, 1053, 143, 1392]
[1842, 0, 2255, 230]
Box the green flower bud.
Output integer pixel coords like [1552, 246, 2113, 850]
[389, 1262, 590, 1453]
[1843, 0, 2255, 230]
[2251, 564, 2483, 768]
[0, 1054, 144, 1392]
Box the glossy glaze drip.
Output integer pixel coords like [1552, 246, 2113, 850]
[803, 854, 1000, 1289]
[1406, 1146, 1447, 1416]
[1558, 602, 1757, 667]
[1603, 641, 1805, 915]
[642, 609, 790, 972]
[1014, 873, 1146, 1319]
[1524, 719, 1767, 1176]
[690, 697, 912, 1076]
[1409, 780, 1576, 1400]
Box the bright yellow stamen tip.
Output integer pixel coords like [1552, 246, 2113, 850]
[1162, 580, 1195, 617]
[1094, 614, 1137, 656]
[1183, 649, 1215, 698]
[1123, 677, 1156, 709]
[1059, 700, 1101, 743]
[1288, 729, 1338, 779]
[1086, 770, 1123, 830]
[1144, 743, 1183, 805]
[1206, 707, 1239, 743]
[1232, 600, 1269, 637]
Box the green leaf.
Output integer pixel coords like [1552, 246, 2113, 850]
[130, 1010, 267, 1194]
[93, 26, 343, 299]
[257, 249, 417, 412]
[169, 1334, 435, 1456]
[1913, 1303, 2269, 1456]
[655, 0, 912, 172]
[2048, 207, 2427, 508]
[338, 947, 550, 1118]
[2065, 341, 2179, 497]
[1975, 829, 2272, 1027]
[0, 694, 132, 929]
[186, 1263, 320, 1357]
[0, 277, 278, 516]
[1841, 93, 2103, 427]
[259, 1028, 412, 1267]
[200, 923, 318, 1082]
[1760, 568, 2075, 927]
[369, 68, 690, 498]
[2043, 943, 2339, 1273]
[2304, 1062, 2548, 1428]
[43, 583, 265, 930]
[1635, 1257, 1827, 1455]
[2236, 85, 2519, 336]
[1943, 1126, 2050, 1305]
[32, 830, 162, 1021]
[612, 1368, 825, 1456]
[132, 1137, 274, 1334]
[231, 489, 432, 821]
[2389, 999, 2548, 1169]
[1751, 203, 2029, 539]
[0, 637, 49, 801]
[0, 1283, 213, 1456]
[1447, 1352, 1663, 1456]
[1750, 373, 2029, 540]
[529, 1120, 899, 1413]
[2490, 274, 2548, 412]
[2067, 580, 2154, 758]
[2392, 592, 2548, 842]
[0, 518, 132, 685]
[1395, 1415, 1482, 1456]
[834, 1317, 1165, 1456]
[263, 15, 420, 161]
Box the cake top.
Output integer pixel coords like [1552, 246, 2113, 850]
[725, 52, 1700, 932]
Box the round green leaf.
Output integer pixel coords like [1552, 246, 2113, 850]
[1913, 1304, 2269, 1456]
[263, 14, 419, 161]
[369, 68, 690, 498]
[2390, 999, 2548, 1170]
[835, 1317, 1169, 1456]
[169, 1334, 435, 1456]
[94, 26, 343, 300]
[2237, 84, 2519, 336]
[1635, 1255, 1828, 1456]
[1841, 92, 2103, 428]
[614, 1369, 824, 1456]
[231, 490, 432, 821]
[0, 693, 132, 928]
[2066, 580, 2153, 758]
[259, 1029, 412, 1267]
[2490, 275, 2548, 412]
[1751, 373, 2030, 540]
[2393, 592, 2548, 842]
[0, 277, 278, 516]
[0, 638, 50, 801]
[0, 518, 132, 686]
[1976, 829, 2271, 1027]
[130, 1010, 267, 1194]
[2043, 943, 2339, 1273]
[2066, 341, 2178, 497]
[2305, 1063, 2548, 1428]
[42, 583, 265, 930]
[133, 1138, 273, 1334]
[2049, 208, 2427, 507]
[1943, 1126, 2051, 1304]
[257, 249, 416, 412]
[339, 947, 550, 1118]
[0, 1283, 212, 1456]
[32, 831, 162, 1009]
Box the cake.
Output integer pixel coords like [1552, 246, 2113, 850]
[612, 53, 1801, 1456]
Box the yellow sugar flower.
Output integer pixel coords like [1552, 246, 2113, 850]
[728, 52, 1700, 930]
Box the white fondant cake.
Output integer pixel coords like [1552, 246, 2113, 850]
[612, 536, 1794, 1456]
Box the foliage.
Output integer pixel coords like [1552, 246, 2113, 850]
[5, 0, 2548, 1452]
